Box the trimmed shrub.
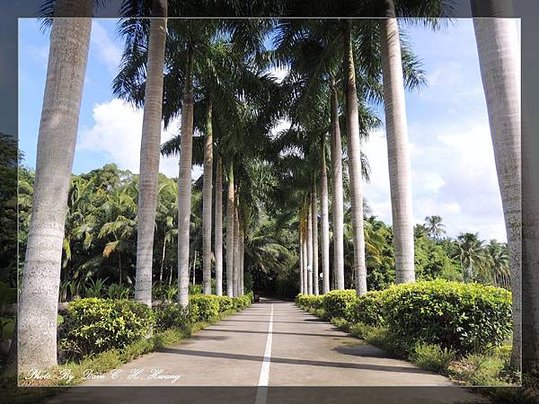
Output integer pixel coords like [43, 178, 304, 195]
[382, 280, 512, 355]
[189, 295, 220, 322]
[322, 290, 358, 321]
[59, 298, 154, 360]
[232, 293, 253, 310]
[296, 294, 324, 311]
[216, 296, 235, 313]
[353, 290, 388, 327]
[153, 303, 190, 332]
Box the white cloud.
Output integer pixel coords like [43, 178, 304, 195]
[91, 20, 122, 74]
[363, 122, 506, 242]
[78, 98, 184, 179]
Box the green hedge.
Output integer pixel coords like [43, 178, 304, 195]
[353, 290, 388, 327]
[59, 293, 253, 362]
[189, 295, 220, 323]
[297, 281, 512, 356]
[382, 280, 512, 354]
[322, 290, 358, 321]
[154, 303, 190, 332]
[296, 294, 324, 311]
[59, 298, 154, 360]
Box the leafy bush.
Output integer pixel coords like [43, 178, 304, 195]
[353, 290, 387, 326]
[411, 343, 456, 373]
[216, 296, 235, 313]
[382, 280, 512, 355]
[322, 290, 358, 321]
[153, 303, 190, 332]
[295, 294, 324, 311]
[189, 295, 220, 322]
[233, 293, 253, 310]
[59, 298, 154, 360]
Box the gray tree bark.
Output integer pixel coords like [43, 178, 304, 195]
[380, 17, 416, 284]
[473, 16, 521, 370]
[344, 21, 368, 296]
[202, 100, 214, 294]
[312, 184, 319, 295]
[330, 80, 345, 290]
[177, 46, 194, 308]
[226, 163, 235, 297]
[135, 0, 168, 306]
[320, 138, 330, 294]
[18, 1, 91, 373]
[214, 157, 223, 296]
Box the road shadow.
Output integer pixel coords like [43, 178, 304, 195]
[158, 347, 442, 376]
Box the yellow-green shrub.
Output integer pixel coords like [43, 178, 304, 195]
[59, 298, 154, 360]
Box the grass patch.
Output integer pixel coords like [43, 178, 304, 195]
[410, 343, 456, 374]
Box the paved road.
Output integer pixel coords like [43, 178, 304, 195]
[47, 298, 489, 403]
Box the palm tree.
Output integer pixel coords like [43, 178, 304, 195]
[343, 20, 368, 295]
[226, 162, 235, 296]
[319, 135, 330, 294]
[214, 156, 224, 295]
[454, 232, 484, 282]
[134, 0, 168, 306]
[202, 98, 214, 295]
[424, 215, 446, 240]
[18, 0, 92, 372]
[379, 7, 415, 284]
[330, 77, 346, 290]
[472, 13, 521, 369]
[311, 183, 319, 295]
[98, 187, 137, 285]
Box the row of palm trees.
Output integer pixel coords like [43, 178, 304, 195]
[18, 0, 521, 376]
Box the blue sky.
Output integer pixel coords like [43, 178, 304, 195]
[19, 18, 520, 242]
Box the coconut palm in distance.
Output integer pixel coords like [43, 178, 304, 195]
[18, 0, 92, 373]
[425, 215, 446, 240]
[134, 0, 168, 306]
[472, 12, 521, 369]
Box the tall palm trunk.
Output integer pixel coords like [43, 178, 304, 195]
[380, 14, 415, 284]
[330, 79, 345, 290]
[135, 0, 168, 306]
[473, 17, 521, 370]
[177, 45, 194, 308]
[240, 225, 245, 295]
[307, 196, 313, 295]
[302, 223, 308, 295]
[522, 51, 539, 374]
[344, 21, 368, 296]
[320, 137, 330, 294]
[159, 238, 166, 283]
[234, 201, 241, 297]
[312, 184, 319, 295]
[299, 228, 304, 294]
[18, 2, 91, 373]
[202, 100, 214, 294]
[226, 162, 235, 297]
[214, 157, 223, 295]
